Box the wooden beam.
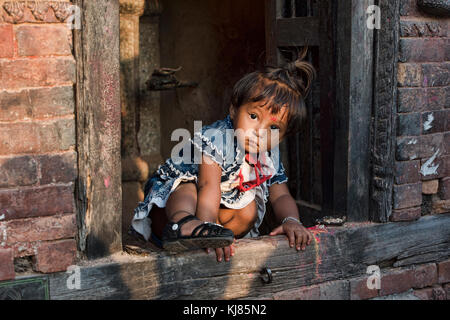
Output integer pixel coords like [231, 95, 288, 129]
[369, 0, 401, 222]
[73, 0, 122, 258]
[276, 17, 320, 47]
[45, 214, 450, 300]
[334, 0, 374, 221]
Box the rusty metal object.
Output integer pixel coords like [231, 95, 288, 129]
[260, 267, 273, 284]
[147, 67, 198, 91]
[417, 0, 450, 16]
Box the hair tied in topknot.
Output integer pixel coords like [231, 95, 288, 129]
[284, 47, 316, 98]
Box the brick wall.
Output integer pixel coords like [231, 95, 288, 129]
[392, 0, 450, 222]
[0, 0, 77, 281]
[260, 259, 450, 300]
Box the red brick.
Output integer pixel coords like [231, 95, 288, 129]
[399, 38, 448, 63]
[422, 110, 449, 135]
[443, 283, 450, 300]
[273, 285, 320, 300]
[0, 24, 14, 58]
[0, 86, 75, 121]
[34, 239, 76, 273]
[432, 198, 450, 214]
[422, 180, 439, 194]
[0, 119, 75, 155]
[420, 156, 445, 181]
[0, 185, 75, 220]
[422, 63, 450, 87]
[1, 213, 76, 244]
[380, 269, 415, 296]
[400, 20, 447, 37]
[413, 287, 433, 300]
[432, 285, 446, 300]
[437, 260, 450, 283]
[390, 206, 421, 222]
[349, 277, 379, 300]
[445, 132, 450, 155]
[0, 155, 38, 187]
[393, 183, 422, 209]
[397, 87, 448, 113]
[38, 151, 78, 185]
[397, 63, 422, 87]
[439, 177, 450, 200]
[0, 248, 15, 281]
[395, 160, 420, 184]
[15, 24, 72, 56]
[413, 263, 438, 288]
[400, 0, 422, 16]
[0, 57, 75, 89]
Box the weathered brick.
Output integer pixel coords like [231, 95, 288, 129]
[15, 24, 72, 56]
[273, 285, 320, 300]
[38, 151, 77, 185]
[319, 280, 350, 300]
[380, 269, 415, 296]
[397, 63, 422, 87]
[0, 248, 15, 281]
[396, 136, 421, 160]
[0, 119, 75, 155]
[444, 283, 450, 300]
[0, 155, 38, 187]
[397, 113, 421, 136]
[0, 24, 14, 58]
[413, 287, 433, 300]
[438, 260, 450, 283]
[349, 277, 379, 300]
[422, 179, 439, 194]
[395, 160, 420, 184]
[413, 263, 438, 288]
[0, 86, 75, 121]
[400, 0, 422, 16]
[438, 177, 450, 200]
[443, 133, 450, 156]
[393, 182, 422, 209]
[432, 198, 450, 214]
[0, 57, 76, 89]
[399, 38, 448, 63]
[0, 185, 75, 221]
[34, 239, 76, 273]
[395, 135, 443, 163]
[0, 213, 76, 244]
[400, 20, 447, 38]
[390, 206, 421, 222]
[432, 285, 446, 300]
[398, 87, 447, 113]
[420, 156, 444, 181]
[422, 63, 450, 87]
[422, 110, 449, 135]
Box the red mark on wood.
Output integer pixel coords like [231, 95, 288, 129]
[104, 177, 110, 188]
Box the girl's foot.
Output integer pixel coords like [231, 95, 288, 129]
[161, 214, 234, 253]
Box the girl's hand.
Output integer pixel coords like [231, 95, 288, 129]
[269, 220, 313, 251]
[206, 240, 235, 262]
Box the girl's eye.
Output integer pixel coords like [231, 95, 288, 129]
[250, 113, 257, 119]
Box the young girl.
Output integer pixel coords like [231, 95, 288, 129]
[130, 53, 316, 262]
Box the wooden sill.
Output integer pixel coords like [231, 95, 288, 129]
[39, 214, 450, 299]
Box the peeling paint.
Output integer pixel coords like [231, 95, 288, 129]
[420, 149, 440, 176]
[423, 113, 434, 131]
[0, 214, 4, 221]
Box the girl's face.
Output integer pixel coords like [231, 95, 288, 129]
[230, 100, 289, 154]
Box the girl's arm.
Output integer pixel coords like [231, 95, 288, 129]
[268, 183, 312, 251]
[196, 155, 222, 223]
[269, 183, 300, 223]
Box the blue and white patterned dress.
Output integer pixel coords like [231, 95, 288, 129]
[131, 115, 288, 241]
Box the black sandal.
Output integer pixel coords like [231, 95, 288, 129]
[161, 215, 234, 252]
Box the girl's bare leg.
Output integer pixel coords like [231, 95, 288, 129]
[150, 182, 204, 239]
[218, 200, 257, 238]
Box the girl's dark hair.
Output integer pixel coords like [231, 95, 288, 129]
[230, 48, 316, 135]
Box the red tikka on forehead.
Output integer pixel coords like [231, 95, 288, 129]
[270, 116, 278, 122]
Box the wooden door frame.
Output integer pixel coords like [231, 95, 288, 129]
[73, 0, 123, 259]
[265, 0, 399, 222]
